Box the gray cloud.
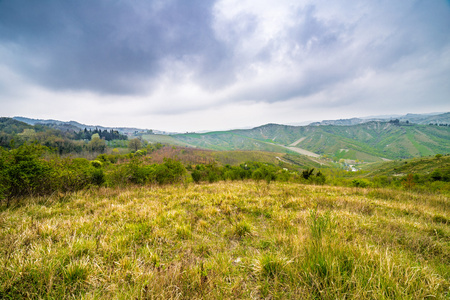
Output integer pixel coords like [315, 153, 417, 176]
[0, 0, 229, 94]
[0, 0, 449, 131]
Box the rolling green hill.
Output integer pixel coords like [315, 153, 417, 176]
[359, 154, 450, 178]
[172, 122, 450, 161]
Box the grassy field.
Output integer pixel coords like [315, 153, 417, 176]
[1, 181, 449, 299]
[141, 134, 194, 148]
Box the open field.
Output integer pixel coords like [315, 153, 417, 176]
[1, 181, 449, 299]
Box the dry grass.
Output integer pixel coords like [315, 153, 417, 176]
[0, 182, 449, 299]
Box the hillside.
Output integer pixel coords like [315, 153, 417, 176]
[359, 154, 450, 178]
[13, 116, 169, 135]
[172, 122, 450, 161]
[309, 112, 450, 126]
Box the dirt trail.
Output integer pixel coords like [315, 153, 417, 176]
[288, 137, 306, 147]
[282, 145, 320, 158]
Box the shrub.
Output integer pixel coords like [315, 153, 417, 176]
[252, 169, 264, 181]
[55, 158, 97, 192]
[90, 169, 105, 186]
[302, 168, 315, 180]
[90, 160, 102, 168]
[312, 171, 326, 185]
[191, 169, 202, 183]
[135, 149, 147, 157]
[125, 157, 152, 184]
[351, 178, 372, 188]
[0, 144, 55, 204]
[153, 159, 186, 185]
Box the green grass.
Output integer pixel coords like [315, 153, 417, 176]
[141, 134, 194, 147]
[0, 182, 449, 299]
[406, 129, 434, 156]
[360, 154, 450, 177]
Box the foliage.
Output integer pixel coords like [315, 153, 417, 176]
[73, 127, 127, 141]
[0, 144, 109, 205]
[351, 178, 372, 188]
[128, 138, 142, 152]
[0, 144, 54, 205]
[87, 136, 106, 153]
[302, 168, 315, 179]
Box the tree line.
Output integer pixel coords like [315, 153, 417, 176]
[73, 128, 128, 141]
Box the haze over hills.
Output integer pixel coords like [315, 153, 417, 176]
[13, 112, 450, 134]
[12, 117, 170, 135]
[309, 112, 450, 126]
[8, 113, 450, 162]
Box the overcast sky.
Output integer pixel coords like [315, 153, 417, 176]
[1, 0, 449, 132]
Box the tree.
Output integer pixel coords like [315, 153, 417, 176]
[87, 135, 106, 153]
[403, 173, 415, 189]
[128, 138, 141, 152]
[302, 168, 315, 180]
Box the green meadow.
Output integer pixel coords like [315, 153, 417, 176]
[1, 181, 448, 299]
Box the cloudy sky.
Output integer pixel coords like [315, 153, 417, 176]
[1, 0, 449, 132]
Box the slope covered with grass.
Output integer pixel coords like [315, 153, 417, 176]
[1, 182, 448, 299]
[172, 122, 450, 161]
[360, 154, 450, 177]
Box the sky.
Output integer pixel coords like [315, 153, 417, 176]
[1, 0, 450, 132]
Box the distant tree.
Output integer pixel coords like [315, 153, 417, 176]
[389, 119, 400, 125]
[128, 138, 141, 152]
[430, 169, 442, 181]
[87, 135, 106, 153]
[302, 168, 315, 180]
[403, 173, 415, 190]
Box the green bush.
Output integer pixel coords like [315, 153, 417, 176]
[351, 178, 372, 188]
[154, 159, 186, 185]
[91, 169, 105, 186]
[0, 144, 55, 204]
[90, 160, 102, 168]
[191, 169, 202, 183]
[55, 158, 95, 192]
[314, 171, 326, 185]
[125, 157, 152, 184]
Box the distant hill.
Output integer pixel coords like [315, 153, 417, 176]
[172, 121, 450, 161]
[8, 114, 450, 162]
[399, 112, 450, 125]
[309, 112, 449, 126]
[13, 116, 169, 135]
[0, 117, 33, 134]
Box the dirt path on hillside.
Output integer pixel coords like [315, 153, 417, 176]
[288, 137, 306, 147]
[282, 145, 321, 158]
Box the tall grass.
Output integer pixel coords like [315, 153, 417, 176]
[0, 182, 448, 299]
